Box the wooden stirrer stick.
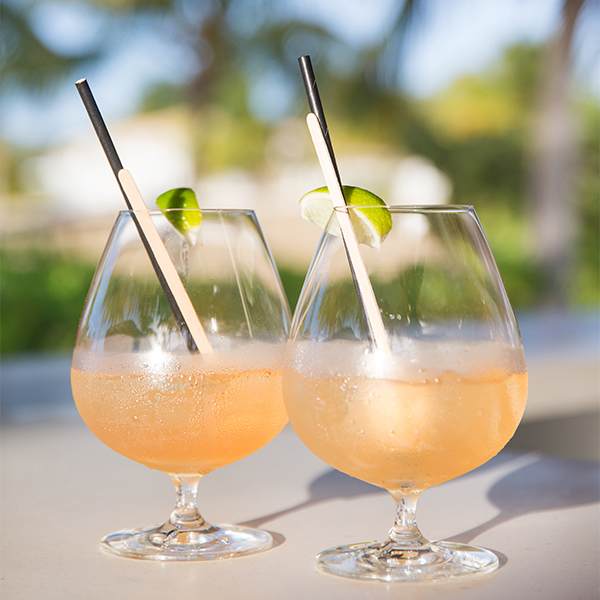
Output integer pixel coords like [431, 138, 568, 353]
[306, 113, 391, 355]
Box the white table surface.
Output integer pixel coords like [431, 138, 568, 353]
[1, 418, 598, 600]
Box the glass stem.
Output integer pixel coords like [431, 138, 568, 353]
[388, 490, 429, 550]
[168, 475, 211, 531]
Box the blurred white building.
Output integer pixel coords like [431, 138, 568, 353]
[6, 108, 453, 269]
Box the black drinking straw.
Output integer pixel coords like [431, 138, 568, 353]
[298, 55, 341, 185]
[76, 80, 124, 179]
[75, 78, 200, 353]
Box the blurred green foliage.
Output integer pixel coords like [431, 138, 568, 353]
[0, 249, 96, 354]
[574, 97, 600, 305]
[277, 267, 305, 313]
[0, 249, 312, 355]
[0, 234, 580, 356]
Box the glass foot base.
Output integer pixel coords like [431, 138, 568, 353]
[316, 540, 499, 582]
[100, 523, 273, 561]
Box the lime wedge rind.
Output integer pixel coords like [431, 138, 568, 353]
[156, 187, 202, 244]
[299, 185, 392, 249]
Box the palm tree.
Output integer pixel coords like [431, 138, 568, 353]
[374, 0, 594, 307]
[527, 0, 590, 307]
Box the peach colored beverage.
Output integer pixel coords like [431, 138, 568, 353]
[72, 360, 287, 475]
[284, 366, 527, 492]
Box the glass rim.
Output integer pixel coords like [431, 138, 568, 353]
[333, 204, 474, 214]
[117, 208, 257, 217]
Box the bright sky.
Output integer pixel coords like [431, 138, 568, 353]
[1, 0, 597, 149]
[295, 0, 568, 94]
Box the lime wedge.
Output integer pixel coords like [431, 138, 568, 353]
[300, 186, 392, 249]
[156, 188, 202, 243]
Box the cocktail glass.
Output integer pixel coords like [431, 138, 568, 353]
[72, 209, 291, 560]
[283, 205, 527, 581]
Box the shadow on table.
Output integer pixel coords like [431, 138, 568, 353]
[240, 469, 384, 529]
[242, 452, 599, 546]
[240, 452, 520, 530]
[447, 454, 600, 545]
